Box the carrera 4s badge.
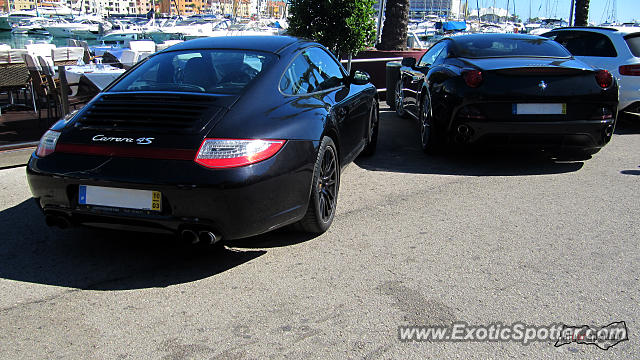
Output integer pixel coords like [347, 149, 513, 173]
[92, 135, 154, 145]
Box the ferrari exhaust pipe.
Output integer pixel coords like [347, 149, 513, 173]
[604, 125, 614, 137]
[457, 124, 470, 136]
[198, 231, 221, 245]
[181, 229, 199, 244]
[455, 124, 471, 143]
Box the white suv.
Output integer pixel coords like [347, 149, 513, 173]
[543, 27, 640, 120]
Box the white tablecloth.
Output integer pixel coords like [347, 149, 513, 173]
[63, 65, 125, 95]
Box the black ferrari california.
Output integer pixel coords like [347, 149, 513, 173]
[394, 33, 618, 156]
[27, 36, 379, 243]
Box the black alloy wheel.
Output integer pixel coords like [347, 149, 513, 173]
[361, 100, 379, 156]
[295, 136, 339, 233]
[419, 93, 439, 154]
[395, 79, 408, 118]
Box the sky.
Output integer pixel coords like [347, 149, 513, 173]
[492, 0, 640, 23]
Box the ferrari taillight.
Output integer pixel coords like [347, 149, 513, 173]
[35, 130, 60, 157]
[619, 64, 640, 76]
[194, 138, 286, 168]
[463, 70, 483, 88]
[595, 70, 613, 88]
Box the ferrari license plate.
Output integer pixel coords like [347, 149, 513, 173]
[513, 103, 566, 115]
[78, 185, 161, 211]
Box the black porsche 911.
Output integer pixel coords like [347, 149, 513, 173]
[394, 33, 618, 156]
[27, 36, 379, 244]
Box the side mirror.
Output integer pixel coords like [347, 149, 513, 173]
[350, 70, 370, 85]
[401, 57, 417, 68]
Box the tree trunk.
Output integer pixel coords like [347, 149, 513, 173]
[574, 0, 590, 26]
[377, 0, 410, 51]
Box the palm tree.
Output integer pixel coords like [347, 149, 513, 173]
[377, 0, 410, 51]
[574, 0, 590, 26]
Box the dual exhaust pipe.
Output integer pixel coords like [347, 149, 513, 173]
[180, 229, 222, 246]
[45, 213, 222, 246]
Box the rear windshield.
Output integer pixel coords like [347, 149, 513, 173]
[109, 49, 276, 94]
[453, 36, 572, 58]
[543, 31, 618, 57]
[625, 34, 640, 57]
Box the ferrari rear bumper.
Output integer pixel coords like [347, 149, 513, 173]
[454, 119, 615, 150]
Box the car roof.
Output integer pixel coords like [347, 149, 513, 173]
[548, 26, 640, 36]
[449, 33, 550, 43]
[163, 36, 309, 54]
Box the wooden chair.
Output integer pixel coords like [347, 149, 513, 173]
[23, 53, 58, 122]
[51, 47, 84, 67]
[56, 66, 92, 116]
[0, 49, 31, 115]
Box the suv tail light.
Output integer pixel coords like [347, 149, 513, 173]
[195, 139, 285, 168]
[462, 70, 483, 88]
[35, 130, 60, 157]
[595, 70, 613, 88]
[619, 64, 640, 76]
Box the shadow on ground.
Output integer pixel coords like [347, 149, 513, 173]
[355, 108, 592, 176]
[0, 199, 315, 291]
[614, 115, 640, 135]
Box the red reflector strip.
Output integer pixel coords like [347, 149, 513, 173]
[56, 143, 196, 160]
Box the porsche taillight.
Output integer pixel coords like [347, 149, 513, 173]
[35, 130, 60, 157]
[194, 139, 286, 168]
[462, 70, 483, 88]
[595, 70, 613, 88]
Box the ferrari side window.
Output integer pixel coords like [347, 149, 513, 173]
[419, 42, 446, 67]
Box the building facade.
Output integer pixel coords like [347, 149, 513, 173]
[12, 0, 36, 11]
[374, 0, 462, 19]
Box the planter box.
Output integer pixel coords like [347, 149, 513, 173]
[349, 49, 427, 101]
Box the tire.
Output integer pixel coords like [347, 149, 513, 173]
[395, 79, 409, 118]
[294, 136, 340, 234]
[360, 100, 379, 156]
[419, 93, 440, 154]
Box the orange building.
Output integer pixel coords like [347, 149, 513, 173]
[157, 0, 206, 15]
[265, 1, 285, 18]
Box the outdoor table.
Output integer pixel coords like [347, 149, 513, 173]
[63, 64, 125, 96]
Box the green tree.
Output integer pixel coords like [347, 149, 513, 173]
[287, 0, 376, 64]
[377, 0, 410, 51]
[574, 0, 590, 26]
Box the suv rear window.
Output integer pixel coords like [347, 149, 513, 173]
[544, 31, 618, 57]
[624, 34, 640, 57]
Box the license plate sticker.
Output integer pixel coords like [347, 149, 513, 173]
[79, 185, 161, 211]
[513, 103, 566, 115]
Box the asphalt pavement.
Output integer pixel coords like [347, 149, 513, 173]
[0, 105, 638, 359]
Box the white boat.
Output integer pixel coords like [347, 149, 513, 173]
[100, 21, 144, 46]
[44, 16, 110, 38]
[0, 11, 39, 31]
[182, 20, 282, 40]
[11, 17, 52, 35]
[70, 19, 111, 39]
